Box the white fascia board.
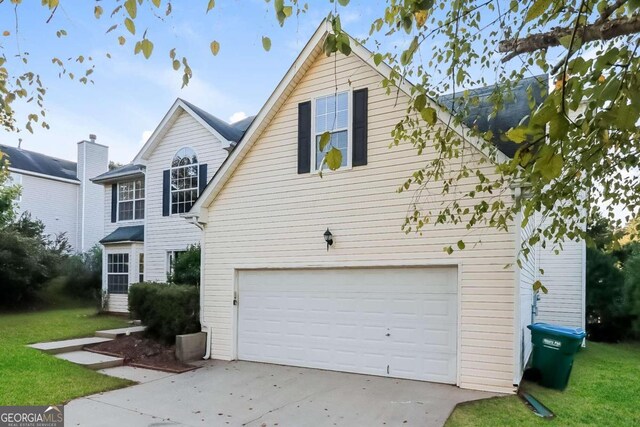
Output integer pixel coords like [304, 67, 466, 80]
[133, 99, 233, 163]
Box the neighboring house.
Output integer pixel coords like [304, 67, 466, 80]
[91, 99, 253, 312]
[188, 22, 585, 394]
[0, 136, 108, 251]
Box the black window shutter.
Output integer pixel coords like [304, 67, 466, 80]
[110, 183, 117, 223]
[162, 169, 170, 217]
[199, 164, 208, 195]
[298, 101, 311, 174]
[352, 88, 368, 167]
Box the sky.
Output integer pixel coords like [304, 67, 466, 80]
[1, 0, 393, 164]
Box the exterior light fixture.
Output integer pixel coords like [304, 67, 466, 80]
[324, 228, 333, 251]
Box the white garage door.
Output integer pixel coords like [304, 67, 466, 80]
[237, 267, 458, 384]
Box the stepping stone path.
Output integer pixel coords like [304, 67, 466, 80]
[27, 325, 146, 371]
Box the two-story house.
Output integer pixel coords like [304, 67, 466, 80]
[188, 22, 586, 394]
[1, 136, 108, 251]
[91, 99, 252, 312]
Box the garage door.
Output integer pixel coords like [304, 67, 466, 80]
[237, 267, 458, 384]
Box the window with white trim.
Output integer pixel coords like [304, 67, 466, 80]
[107, 253, 129, 294]
[166, 250, 186, 276]
[118, 179, 145, 221]
[314, 91, 349, 170]
[138, 253, 144, 283]
[171, 148, 199, 214]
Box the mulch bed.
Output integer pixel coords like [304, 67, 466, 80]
[85, 335, 196, 373]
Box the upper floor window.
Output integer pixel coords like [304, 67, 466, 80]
[118, 179, 145, 221]
[171, 147, 199, 214]
[314, 91, 349, 170]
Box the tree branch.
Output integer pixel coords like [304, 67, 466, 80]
[499, 15, 640, 62]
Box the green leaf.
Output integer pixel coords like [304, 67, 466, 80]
[140, 39, 154, 59]
[262, 36, 271, 52]
[414, 94, 427, 112]
[525, 0, 553, 23]
[152, 0, 161, 7]
[337, 0, 350, 6]
[318, 131, 331, 151]
[323, 34, 337, 56]
[124, 18, 135, 35]
[373, 53, 383, 66]
[457, 240, 465, 250]
[506, 127, 527, 143]
[124, 0, 137, 19]
[210, 40, 220, 56]
[94, 5, 103, 19]
[172, 59, 180, 70]
[420, 107, 437, 125]
[325, 147, 343, 171]
[444, 246, 453, 255]
[206, 0, 215, 12]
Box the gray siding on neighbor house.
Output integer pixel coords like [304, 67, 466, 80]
[12, 171, 80, 248]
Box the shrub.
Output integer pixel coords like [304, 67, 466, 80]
[586, 247, 632, 342]
[128, 282, 200, 343]
[624, 246, 640, 337]
[59, 245, 103, 299]
[0, 214, 68, 308]
[169, 244, 201, 286]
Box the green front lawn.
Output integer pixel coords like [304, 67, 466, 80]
[447, 342, 640, 427]
[0, 307, 133, 405]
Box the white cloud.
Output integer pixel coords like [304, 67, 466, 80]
[140, 130, 153, 145]
[229, 111, 247, 123]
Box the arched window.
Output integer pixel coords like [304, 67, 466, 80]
[170, 147, 199, 214]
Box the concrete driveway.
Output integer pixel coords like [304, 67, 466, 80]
[66, 361, 498, 426]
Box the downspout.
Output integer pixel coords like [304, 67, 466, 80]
[512, 185, 523, 387]
[186, 215, 212, 360]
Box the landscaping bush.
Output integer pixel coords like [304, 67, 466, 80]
[128, 282, 200, 343]
[59, 245, 103, 300]
[624, 245, 640, 338]
[586, 247, 632, 342]
[168, 244, 200, 286]
[0, 214, 69, 308]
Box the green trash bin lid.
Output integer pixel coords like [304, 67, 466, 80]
[528, 323, 586, 340]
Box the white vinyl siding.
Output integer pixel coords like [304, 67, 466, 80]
[535, 216, 586, 329]
[517, 214, 537, 379]
[143, 111, 228, 282]
[202, 48, 517, 393]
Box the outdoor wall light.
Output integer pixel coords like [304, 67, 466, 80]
[324, 228, 334, 251]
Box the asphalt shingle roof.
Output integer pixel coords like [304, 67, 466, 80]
[180, 99, 246, 143]
[439, 75, 548, 158]
[0, 144, 78, 181]
[92, 163, 145, 183]
[100, 225, 144, 244]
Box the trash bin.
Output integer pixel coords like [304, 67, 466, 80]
[527, 323, 586, 390]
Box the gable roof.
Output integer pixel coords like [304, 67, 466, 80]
[91, 163, 145, 184]
[133, 98, 251, 163]
[189, 20, 521, 217]
[180, 99, 245, 142]
[439, 75, 548, 159]
[100, 225, 144, 244]
[0, 144, 78, 182]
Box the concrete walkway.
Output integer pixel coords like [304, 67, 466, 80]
[66, 361, 499, 427]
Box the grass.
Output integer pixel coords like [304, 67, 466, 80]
[447, 342, 640, 427]
[0, 306, 134, 406]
